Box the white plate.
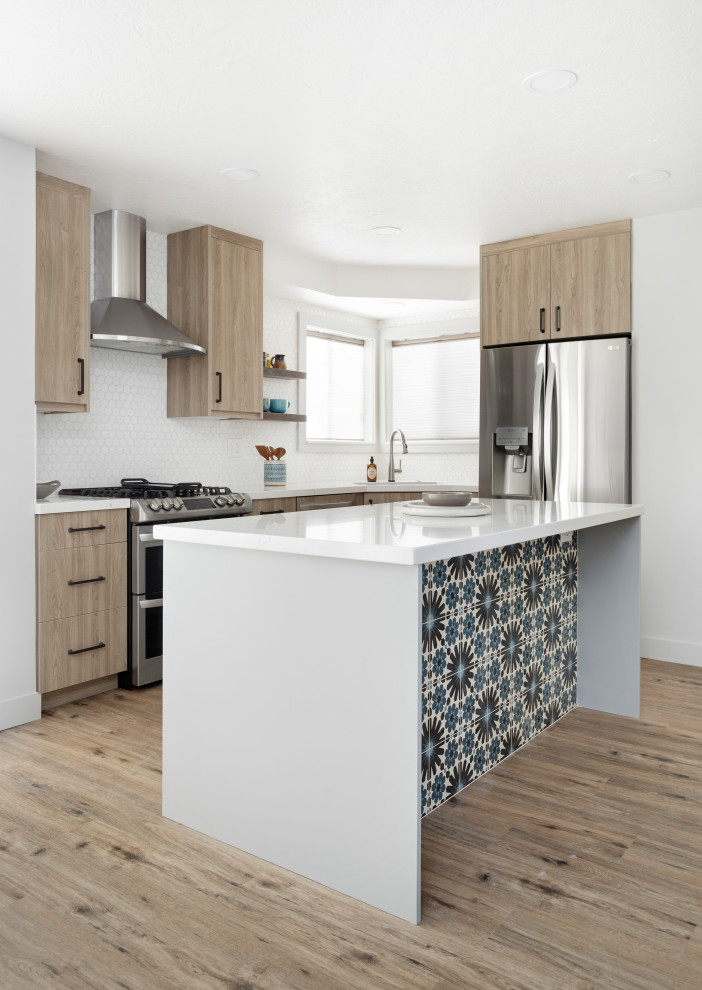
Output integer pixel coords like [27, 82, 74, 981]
[401, 500, 491, 517]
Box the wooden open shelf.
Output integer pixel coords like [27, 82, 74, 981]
[263, 368, 306, 380]
[262, 412, 306, 422]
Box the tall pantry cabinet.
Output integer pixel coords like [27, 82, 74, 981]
[166, 225, 263, 419]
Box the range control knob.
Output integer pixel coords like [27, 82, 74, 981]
[215, 495, 228, 507]
[172, 497, 184, 510]
[225, 494, 236, 506]
[161, 498, 173, 511]
[234, 493, 245, 505]
[148, 499, 162, 511]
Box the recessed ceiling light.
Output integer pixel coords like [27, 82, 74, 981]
[522, 69, 578, 93]
[628, 169, 671, 184]
[221, 168, 261, 181]
[371, 226, 402, 237]
[383, 301, 406, 311]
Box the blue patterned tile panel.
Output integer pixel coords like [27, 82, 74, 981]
[421, 531, 578, 817]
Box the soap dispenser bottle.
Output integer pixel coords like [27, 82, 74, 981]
[367, 456, 377, 482]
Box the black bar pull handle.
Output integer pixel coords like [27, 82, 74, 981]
[539, 308, 546, 334]
[68, 575, 106, 587]
[77, 357, 85, 396]
[260, 509, 284, 515]
[215, 371, 223, 403]
[555, 305, 561, 332]
[68, 524, 106, 533]
[68, 642, 106, 656]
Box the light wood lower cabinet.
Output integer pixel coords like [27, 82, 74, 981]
[363, 491, 415, 505]
[297, 493, 363, 511]
[38, 543, 126, 621]
[37, 509, 126, 551]
[37, 509, 128, 698]
[38, 608, 127, 694]
[250, 497, 298, 515]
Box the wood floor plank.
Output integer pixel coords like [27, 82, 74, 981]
[1, 658, 701, 989]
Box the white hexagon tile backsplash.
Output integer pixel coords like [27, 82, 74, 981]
[36, 231, 478, 491]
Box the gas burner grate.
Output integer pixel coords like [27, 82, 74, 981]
[59, 479, 233, 500]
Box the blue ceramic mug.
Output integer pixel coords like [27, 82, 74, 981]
[269, 399, 290, 414]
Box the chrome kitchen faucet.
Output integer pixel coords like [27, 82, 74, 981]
[388, 429, 408, 482]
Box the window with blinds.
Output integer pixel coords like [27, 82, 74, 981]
[306, 328, 367, 442]
[390, 333, 480, 441]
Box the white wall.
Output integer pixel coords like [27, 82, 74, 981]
[36, 232, 478, 490]
[633, 208, 702, 666]
[0, 136, 41, 729]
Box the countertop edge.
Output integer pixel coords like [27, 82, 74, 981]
[35, 497, 132, 514]
[157, 502, 644, 565]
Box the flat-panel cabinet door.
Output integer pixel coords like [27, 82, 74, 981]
[550, 232, 631, 339]
[481, 245, 550, 347]
[210, 237, 263, 417]
[36, 173, 90, 411]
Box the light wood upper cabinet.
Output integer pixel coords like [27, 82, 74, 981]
[480, 245, 551, 347]
[550, 231, 631, 339]
[35, 173, 90, 412]
[167, 225, 263, 419]
[481, 220, 631, 347]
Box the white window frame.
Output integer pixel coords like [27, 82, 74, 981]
[297, 312, 377, 453]
[379, 317, 480, 454]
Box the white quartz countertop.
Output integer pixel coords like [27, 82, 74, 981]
[247, 482, 477, 500]
[35, 495, 132, 514]
[35, 482, 476, 513]
[157, 498, 643, 566]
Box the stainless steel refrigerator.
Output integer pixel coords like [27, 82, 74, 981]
[479, 338, 631, 502]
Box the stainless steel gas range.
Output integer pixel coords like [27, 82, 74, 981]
[59, 479, 252, 687]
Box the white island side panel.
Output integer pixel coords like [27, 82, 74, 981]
[161, 541, 422, 924]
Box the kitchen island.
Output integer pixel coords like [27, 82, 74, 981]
[158, 498, 642, 924]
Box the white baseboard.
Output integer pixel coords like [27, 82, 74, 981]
[641, 636, 702, 668]
[0, 691, 41, 732]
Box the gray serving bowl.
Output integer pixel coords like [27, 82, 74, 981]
[422, 490, 473, 507]
[36, 480, 61, 500]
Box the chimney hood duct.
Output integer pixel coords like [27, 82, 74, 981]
[90, 210, 205, 358]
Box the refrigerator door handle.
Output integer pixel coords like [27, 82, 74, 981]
[544, 358, 556, 500]
[532, 358, 545, 498]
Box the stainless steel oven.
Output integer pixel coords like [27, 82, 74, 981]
[130, 524, 166, 686]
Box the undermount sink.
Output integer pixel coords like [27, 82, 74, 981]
[351, 480, 437, 486]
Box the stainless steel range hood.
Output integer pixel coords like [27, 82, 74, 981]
[90, 210, 205, 358]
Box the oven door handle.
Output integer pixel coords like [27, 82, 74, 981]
[139, 598, 164, 609]
[139, 532, 163, 544]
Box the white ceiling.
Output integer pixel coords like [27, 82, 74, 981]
[2, 0, 701, 288]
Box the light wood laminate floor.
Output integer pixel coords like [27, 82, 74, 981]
[0, 659, 700, 989]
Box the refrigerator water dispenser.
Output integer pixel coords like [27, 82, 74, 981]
[492, 426, 533, 497]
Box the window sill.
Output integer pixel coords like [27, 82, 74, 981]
[380, 440, 479, 455]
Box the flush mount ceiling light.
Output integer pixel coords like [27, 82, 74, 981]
[371, 226, 402, 236]
[383, 301, 406, 311]
[221, 168, 261, 181]
[522, 69, 578, 93]
[628, 169, 671, 184]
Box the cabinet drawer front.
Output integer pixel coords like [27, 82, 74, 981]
[297, 493, 363, 510]
[38, 607, 127, 694]
[251, 497, 297, 515]
[38, 543, 126, 621]
[37, 509, 127, 550]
